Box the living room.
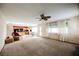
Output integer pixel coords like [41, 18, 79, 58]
[0, 3, 79, 56]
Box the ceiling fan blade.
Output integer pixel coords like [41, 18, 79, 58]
[36, 14, 51, 21]
[46, 16, 51, 18]
[44, 18, 48, 21]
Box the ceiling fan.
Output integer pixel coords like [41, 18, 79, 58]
[37, 14, 51, 21]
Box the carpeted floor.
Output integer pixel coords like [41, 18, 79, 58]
[0, 36, 79, 56]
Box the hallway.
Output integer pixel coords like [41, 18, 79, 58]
[0, 37, 79, 56]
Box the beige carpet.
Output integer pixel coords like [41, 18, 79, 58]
[0, 36, 79, 56]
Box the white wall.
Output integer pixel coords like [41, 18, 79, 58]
[0, 12, 6, 52]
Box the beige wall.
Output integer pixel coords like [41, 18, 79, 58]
[38, 22, 59, 39]
[37, 25, 41, 36]
[41, 23, 48, 37]
[66, 16, 79, 44]
[57, 20, 69, 41]
[37, 23, 48, 37]
[40, 16, 79, 44]
[0, 15, 6, 52]
[7, 24, 14, 36]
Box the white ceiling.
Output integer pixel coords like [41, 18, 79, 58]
[0, 3, 79, 26]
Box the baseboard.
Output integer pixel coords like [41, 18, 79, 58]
[42, 37, 79, 45]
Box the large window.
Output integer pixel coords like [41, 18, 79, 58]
[14, 28, 23, 32]
[48, 27, 59, 33]
[48, 22, 59, 33]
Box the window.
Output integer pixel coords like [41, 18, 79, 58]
[48, 27, 59, 33]
[15, 29, 19, 32]
[20, 29, 23, 32]
[14, 28, 23, 32]
[48, 22, 59, 33]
